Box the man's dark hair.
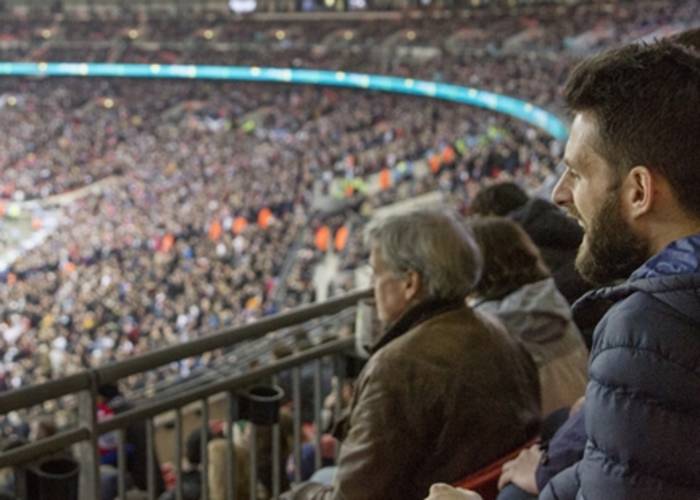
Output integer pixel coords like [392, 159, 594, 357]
[671, 27, 700, 51]
[97, 383, 121, 401]
[563, 31, 700, 218]
[470, 182, 529, 216]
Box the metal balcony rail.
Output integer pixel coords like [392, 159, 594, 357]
[0, 288, 372, 500]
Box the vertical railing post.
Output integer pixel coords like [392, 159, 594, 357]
[117, 429, 127, 500]
[332, 355, 347, 462]
[249, 425, 257, 500]
[146, 418, 157, 500]
[77, 371, 101, 500]
[292, 367, 302, 483]
[14, 468, 27, 500]
[271, 374, 281, 499]
[313, 360, 323, 472]
[225, 392, 237, 500]
[201, 399, 210, 500]
[175, 409, 184, 500]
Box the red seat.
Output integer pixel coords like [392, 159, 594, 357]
[452, 439, 538, 500]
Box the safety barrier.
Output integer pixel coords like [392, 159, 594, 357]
[0, 288, 372, 500]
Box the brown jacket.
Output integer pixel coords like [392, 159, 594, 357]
[289, 301, 541, 500]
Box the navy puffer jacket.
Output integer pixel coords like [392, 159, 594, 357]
[541, 273, 700, 500]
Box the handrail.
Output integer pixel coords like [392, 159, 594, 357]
[142, 307, 356, 401]
[0, 373, 91, 416]
[0, 427, 91, 468]
[98, 337, 354, 434]
[0, 288, 371, 500]
[0, 288, 371, 416]
[0, 337, 354, 468]
[95, 288, 371, 384]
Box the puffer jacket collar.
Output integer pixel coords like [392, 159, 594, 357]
[573, 232, 700, 329]
[370, 298, 464, 354]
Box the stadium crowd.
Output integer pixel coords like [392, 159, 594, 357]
[0, 3, 699, 500]
[0, 73, 559, 402]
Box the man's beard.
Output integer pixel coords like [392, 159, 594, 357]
[574, 190, 651, 286]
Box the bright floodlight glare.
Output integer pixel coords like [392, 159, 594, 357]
[229, 0, 257, 13]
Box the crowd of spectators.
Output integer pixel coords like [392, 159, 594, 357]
[0, 65, 561, 404]
[1, 5, 699, 499]
[0, 0, 696, 416]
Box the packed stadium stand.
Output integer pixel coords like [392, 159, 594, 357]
[0, 1, 699, 499]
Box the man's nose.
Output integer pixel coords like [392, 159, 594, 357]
[551, 174, 572, 208]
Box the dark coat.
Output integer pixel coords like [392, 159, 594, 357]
[536, 409, 586, 492]
[288, 300, 541, 500]
[510, 199, 591, 306]
[540, 273, 700, 500]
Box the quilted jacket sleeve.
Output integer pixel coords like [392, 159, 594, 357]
[558, 291, 700, 500]
[538, 463, 580, 500]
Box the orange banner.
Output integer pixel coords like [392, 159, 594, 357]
[161, 233, 175, 253]
[208, 220, 222, 241]
[258, 208, 272, 229]
[442, 145, 456, 164]
[315, 225, 331, 252]
[429, 154, 442, 173]
[335, 226, 349, 252]
[232, 216, 248, 235]
[379, 168, 392, 190]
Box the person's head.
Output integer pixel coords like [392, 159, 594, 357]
[552, 34, 700, 285]
[272, 342, 293, 360]
[97, 383, 121, 403]
[469, 216, 550, 300]
[671, 27, 700, 50]
[365, 209, 482, 325]
[30, 417, 57, 441]
[470, 182, 529, 216]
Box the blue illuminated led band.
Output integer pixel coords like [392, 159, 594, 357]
[0, 62, 569, 140]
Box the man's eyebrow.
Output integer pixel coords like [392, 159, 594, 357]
[563, 156, 586, 173]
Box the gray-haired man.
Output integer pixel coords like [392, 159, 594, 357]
[286, 210, 541, 500]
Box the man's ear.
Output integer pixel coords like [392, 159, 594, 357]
[621, 166, 655, 219]
[404, 270, 422, 302]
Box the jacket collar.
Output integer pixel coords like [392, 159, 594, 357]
[370, 298, 464, 355]
[630, 232, 700, 280]
[573, 232, 700, 328]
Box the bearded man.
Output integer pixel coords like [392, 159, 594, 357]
[425, 28, 700, 500]
[540, 33, 700, 500]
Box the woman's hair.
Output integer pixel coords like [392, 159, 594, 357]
[469, 216, 550, 301]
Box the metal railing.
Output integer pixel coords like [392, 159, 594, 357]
[0, 288, 372, 500]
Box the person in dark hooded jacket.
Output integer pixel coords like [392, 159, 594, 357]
[431, 29, 700, 500]
[470, 182, 591, 306]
